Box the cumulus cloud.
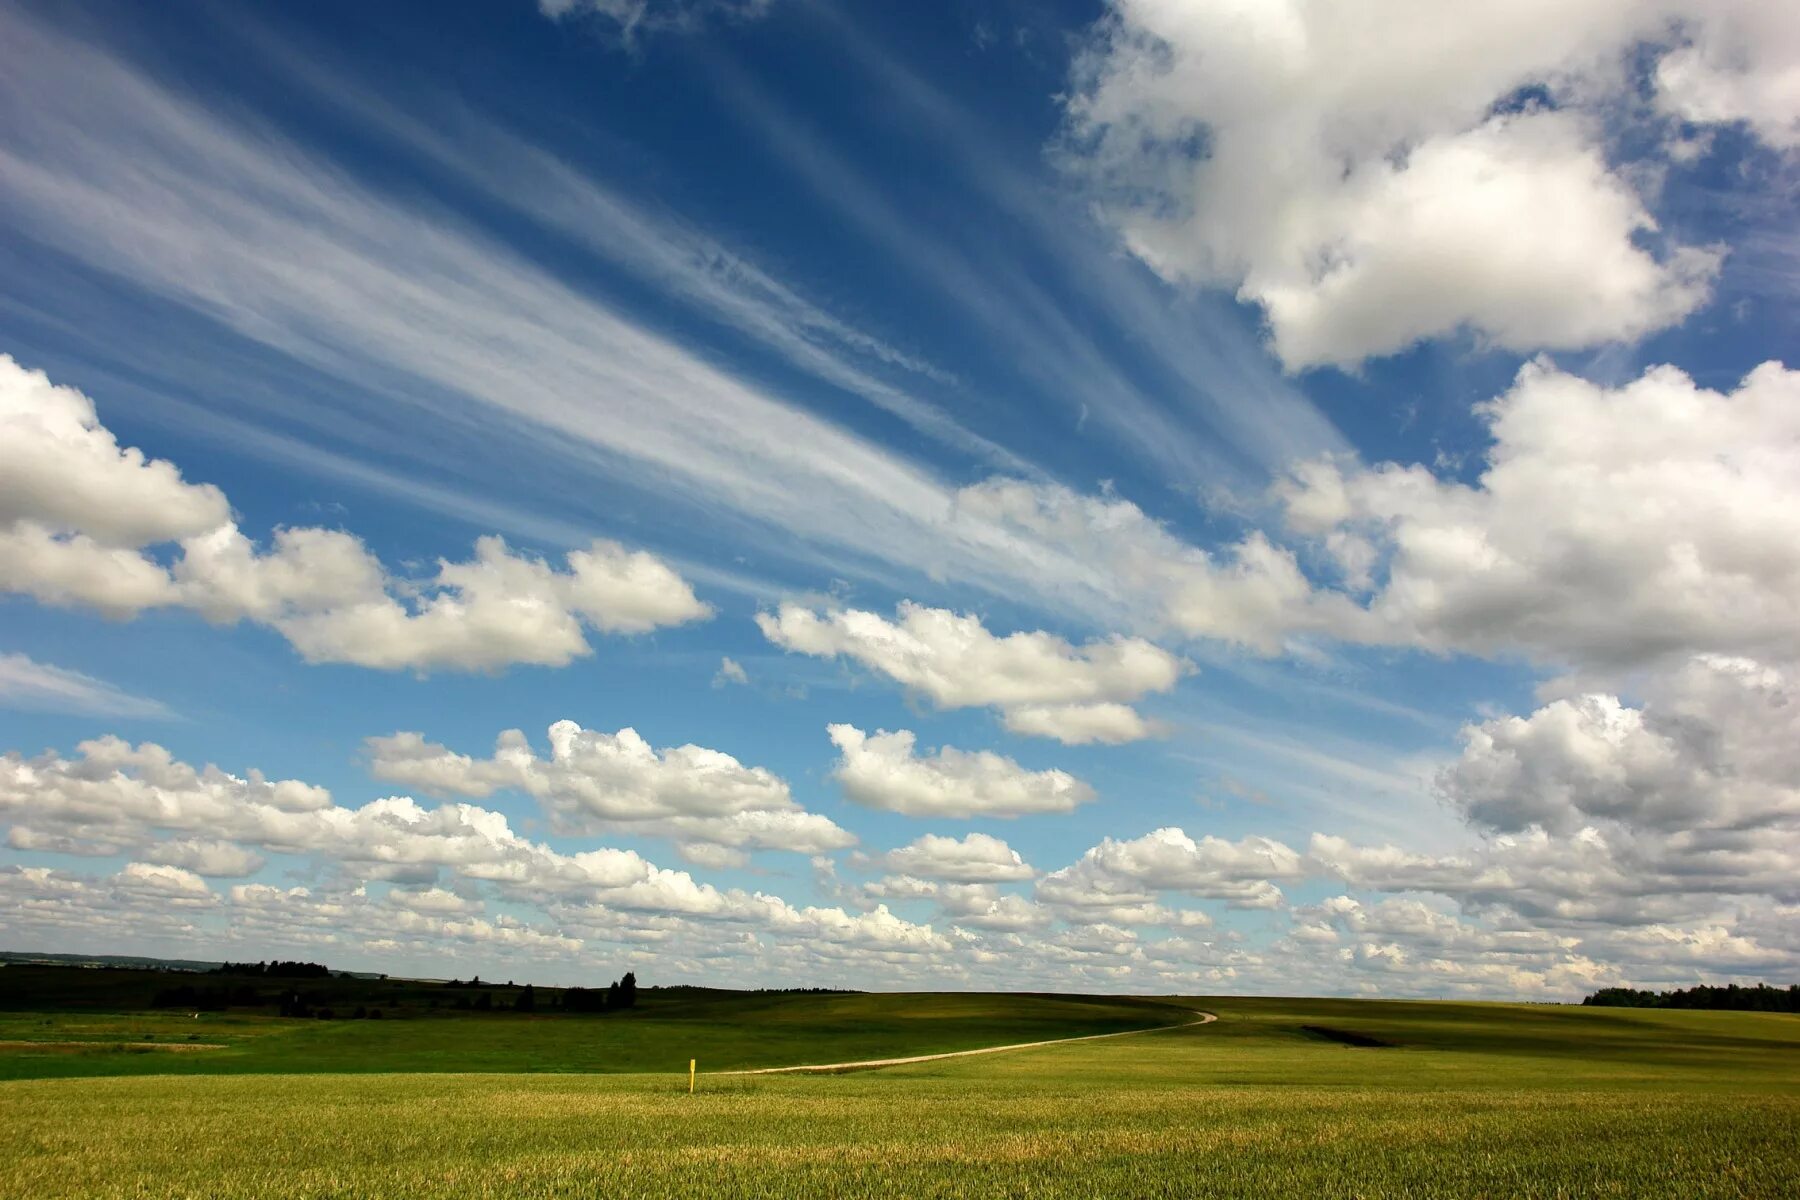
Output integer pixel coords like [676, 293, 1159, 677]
[954, 360, 1800, 677]
[4, 731, 1793, 992]
[871, 833, 1036, 883]
[1055, 0, 1800, 368]
[1282, 360, 1800, 670]
[866, 875, 1052, 932]
[829, 725, 1095, 818]
[1441, 656, 1800, 837]
[712, 656, 749, 687]
[0, 354, 709, 671]
[367, 721, 852, 857]
[1039, 828, 1303, 916]
[141, 838, 267, 878]
[0, 735, 958, 979]
[758, 602, 1183, 743]
[950, 479, 1380, 658]
[1654, 6, 1800, 147]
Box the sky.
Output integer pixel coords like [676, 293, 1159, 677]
[1, 0, 1796, 998]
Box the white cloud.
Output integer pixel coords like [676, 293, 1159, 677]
[141, 838, 266, 878]
[1039, 828, 1303, 915]
[998, 702, 1158, 746]
[1655, 5, 1800, 148]
[385, 886, 483, 916]
[712, 656, 749, 687]
[759, 602, 1183, 742]
[367, 721, 852, 856]
[0, 653, 173, 720]
[865, 875, 1053, 932]
[1057, 0, 1800, 368]
[0, 358, 226, 543]
[1441, 656, 1800, 836]
[828, 725, 1095, 818]
[950, 479, 1369, 655]
[1281, 360, 1800, 670]
[873, 833, 1036, 883]
[0, 736, 950, 978]
[3, 732, 1794, 992]
[0, 355, 710, 671]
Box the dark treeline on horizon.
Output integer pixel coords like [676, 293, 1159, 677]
[209, 960, 333, 979]
[1583, 983, 1799, 1012]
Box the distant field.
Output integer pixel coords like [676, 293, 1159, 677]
[2, 993, 1796, 1197]
[0, 989, 1186, 1080]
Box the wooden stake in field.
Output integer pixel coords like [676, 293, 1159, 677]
[689, 1058, 696, 1094]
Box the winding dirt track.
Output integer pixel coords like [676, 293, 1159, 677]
[723, 1009, 1217, 1076]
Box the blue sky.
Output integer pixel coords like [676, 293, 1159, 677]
[2, 0, 1796, 996]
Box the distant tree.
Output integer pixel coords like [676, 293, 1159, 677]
[516, 985, 536, 1013]
[475, 991, 493, 1012]
[616, 972, 637, 1010]
[563, 987, 605, 1013]
[1583, 983, 1799, 1012]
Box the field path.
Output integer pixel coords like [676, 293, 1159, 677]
[724, 1009, 1216, 1076]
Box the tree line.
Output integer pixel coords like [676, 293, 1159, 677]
[1582, 983, 1799, 1012]
[209, 960, 334, 978]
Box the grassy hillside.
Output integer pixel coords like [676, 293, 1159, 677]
[0, 989, 1191, 1081]
[1, 993, 1795, 1198]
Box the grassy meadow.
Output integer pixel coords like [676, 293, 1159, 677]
[0, 987, 1185, 1081]
[2, 990, 1796, 1197]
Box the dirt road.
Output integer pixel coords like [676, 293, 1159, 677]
[724, 1009, 1217, 1076]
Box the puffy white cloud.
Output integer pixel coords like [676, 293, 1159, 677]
[4, 731, 1794, 992]
[142, 838, 267, 878]
[865, 875, 1053, 932]
[0, 735, 960, 979]
[998, 702, 1157, 746]
[367, 721, 852, 857]
[0, 862, 216, 944]
[1039, 828, 1303, 916]
[1655, 5, 1800, 147]
[0, 653, 173, 720]
[950, 481, 1346, 653]
[1281, 360, 1800, 670]
[1059, 1, 1796, 367]
[872, 833, 1036, 883]
[0, 522, 182, 618]
[384, 886, 483, 916]
[1306, 834, 1508, 894]
[0, 354, 709, 671]
[960, 359, 1800, 677]
[829, 725, 1095, 818]
[224, 533, 706, 673]
[759, 602, 1183, 742]
[1442, 657, 1800, 836]
[0, 355, 228, 544]
[112, 860, 215, 904]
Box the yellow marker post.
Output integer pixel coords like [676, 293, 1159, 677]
[689, 1058, 696, 1094]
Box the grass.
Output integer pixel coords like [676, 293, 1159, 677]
[0, 991, 1187, 1081]
[1, 993, 1795, 1197]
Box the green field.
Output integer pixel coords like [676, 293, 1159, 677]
[2, 991, 1796, 1197]
[0, 987, 1187, 1081]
